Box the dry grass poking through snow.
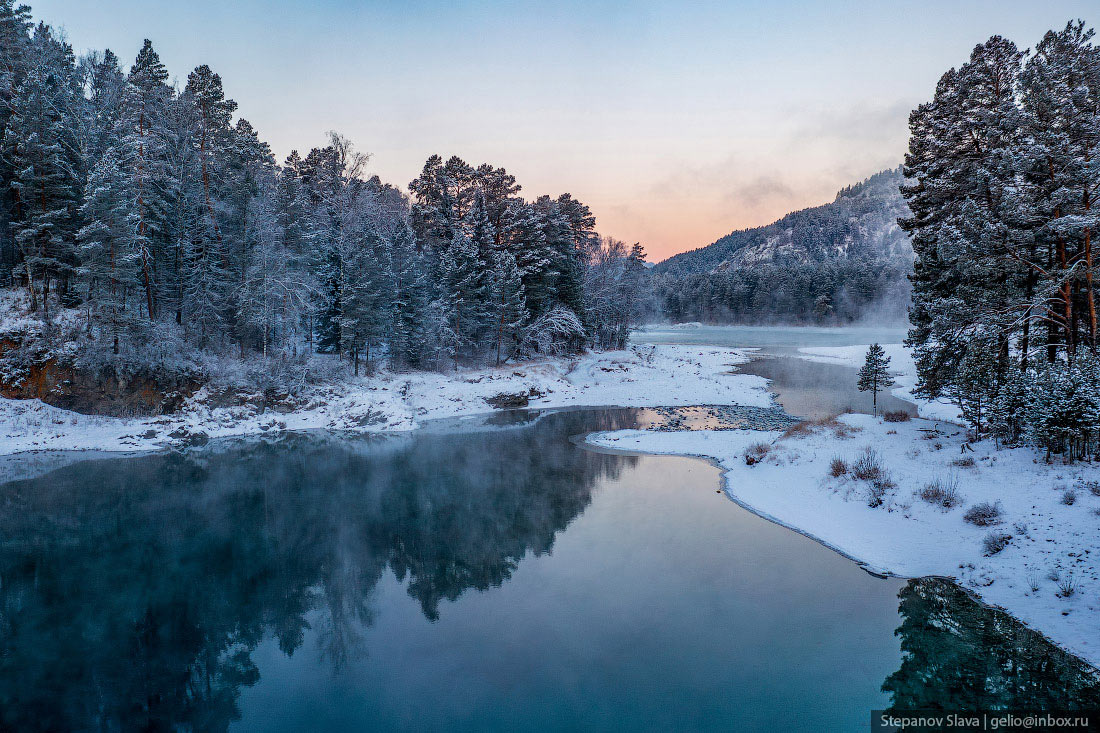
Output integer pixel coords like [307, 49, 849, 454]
[780, 414, 861, 440]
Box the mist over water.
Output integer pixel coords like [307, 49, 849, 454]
[737, 356, 916, 420]
[633, 324, 908, 350]
[634, 324, 916, 419]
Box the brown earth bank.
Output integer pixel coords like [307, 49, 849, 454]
[0, 338, 201, 417]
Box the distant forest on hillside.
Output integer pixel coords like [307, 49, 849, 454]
[653, 168, 914, 324]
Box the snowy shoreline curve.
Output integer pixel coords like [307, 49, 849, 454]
[0, 345, 769, 456]
[588, 414, 1100, 670]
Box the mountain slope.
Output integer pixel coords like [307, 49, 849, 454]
[654, 167, 910, 277]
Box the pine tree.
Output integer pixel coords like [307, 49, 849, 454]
[77, 144, 143, 341]
[3, 53, 82, 319]
[858, 343, 895, 416]
[490, 250, 526, 364]
[185, 64, 237, 300]
[0, 0, 33, 285]
[124, 39, 171, 319]
[159, 89, 202, 325]
[441, 229, 490, 365]
[901, 36, 1027, 399]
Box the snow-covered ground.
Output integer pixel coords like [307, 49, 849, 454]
[0, 344, 769, 455]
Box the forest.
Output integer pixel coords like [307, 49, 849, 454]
[0, 0, 651, 392]
[903, 21, 1100, 460]
[654, 257, 911, 325]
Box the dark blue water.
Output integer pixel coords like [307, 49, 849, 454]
[0, 408, 1095, 732]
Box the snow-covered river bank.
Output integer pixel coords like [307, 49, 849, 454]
[0, 344, 770, 457]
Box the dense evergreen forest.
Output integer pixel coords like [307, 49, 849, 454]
[0, 1, 650, 390]
[652, 168, 914, 324]
[904, 21, 1100, 460]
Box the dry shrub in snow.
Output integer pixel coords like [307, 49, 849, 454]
[1061, 489, 1077, 506]
[982, 531, 1012, 556]
[852, 448, 883, 481]
[782, 415, 836, 439]
[963, 501, 1002, 526]
[1057, 576, 1079, 598]
[883, 410, 910, 422]
[951, 456, 976, 468]
[744, 442, 771, 465]
[919, 475, 962, 509]
[828, 457, 848, 478]
[867, 476, 896, 508]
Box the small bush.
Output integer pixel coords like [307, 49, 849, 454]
[852, 448, 883, 481]
[1082, 480, 1100, 497]
[1061, 489, 1077, 506]
[951, 456, 976, 468]
[828, 457, 848, 478]
[744, 442, 771, 465]
[1057, 576, 1079, 598]
[1025, 574, 1041, 592]
[982, 531, 1012, 556]
[919, 475, 962, 509]
[867, 478, 892, 508]
[963, 501, 1002, 527]
[883, 410, 911, 422]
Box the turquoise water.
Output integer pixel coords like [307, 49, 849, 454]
[0, 408, 1096, 731]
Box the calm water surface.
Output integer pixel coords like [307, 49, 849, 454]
[635, 325, 917, 419]
[1, 407, 1097, 731]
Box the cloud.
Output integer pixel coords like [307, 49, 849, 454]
[793, 99, 915, 147]
[726, 175, 796, 211]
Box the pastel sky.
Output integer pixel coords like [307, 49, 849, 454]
[29, 0, 1100, 260]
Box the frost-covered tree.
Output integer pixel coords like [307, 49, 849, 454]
[2, 39, 82, 319]
[489, 251, 526, 364]
[901, 21, 1100, 455]
[857, 343, 894, 416]
[0, 0, 655, 391]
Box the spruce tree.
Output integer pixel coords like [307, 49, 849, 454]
[3, 58, 82, 319]
[490, 250, 527, 364]
[0, 0, 32, 285]
[858, 343, 895, 416]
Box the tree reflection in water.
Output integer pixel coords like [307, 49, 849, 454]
[884, 578, 1100, 712]
[0, 409, 636, 731]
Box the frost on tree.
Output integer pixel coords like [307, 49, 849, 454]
[0, 0, 654, 396]
[857, 344, 895, 417]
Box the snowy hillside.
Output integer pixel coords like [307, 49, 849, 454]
[654, 168, 911, 277]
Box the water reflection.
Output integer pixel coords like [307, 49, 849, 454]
[737, 355, 918, 420]
[0, 409, 1095, 731]
[885, 578, 1100, 712]
[0, 410, 636, 731]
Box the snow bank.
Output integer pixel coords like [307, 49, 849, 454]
[0, 344, 770, 456]
[797, 343, 962, 422]
[589, 414, 1100, 668]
